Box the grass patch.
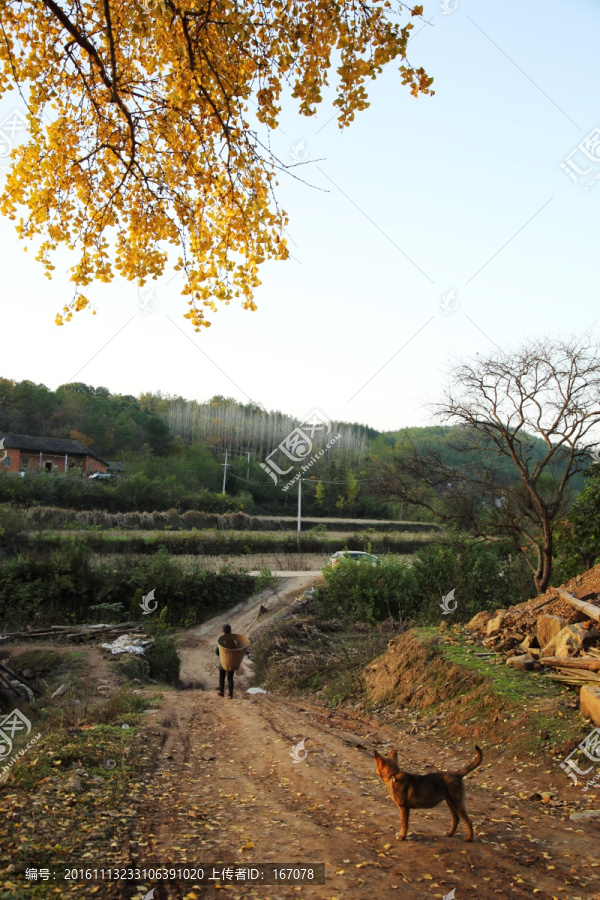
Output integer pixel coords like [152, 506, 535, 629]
[5, 648, 63, 675]
[85, 686, 157, 725]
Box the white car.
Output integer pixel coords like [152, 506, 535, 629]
[328, 551, 378, 566]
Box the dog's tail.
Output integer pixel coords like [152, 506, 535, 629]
[457, 745, 482, 776]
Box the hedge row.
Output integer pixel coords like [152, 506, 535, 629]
[20, 505, 438, 534]
[32, 530, 435, 556]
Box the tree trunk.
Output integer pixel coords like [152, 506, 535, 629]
[534, 517, 553, 595]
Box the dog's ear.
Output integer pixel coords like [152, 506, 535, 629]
[373, 750, 382, 761]
[389, 749, 398, 761]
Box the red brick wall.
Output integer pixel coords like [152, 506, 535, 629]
[2, 449, 21, 474]
[1, 448, 107, 475]
[85, 458, 107, 475]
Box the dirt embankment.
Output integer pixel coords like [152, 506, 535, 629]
[360, 627, 576, 749]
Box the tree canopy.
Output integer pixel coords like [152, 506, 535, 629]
[0, 0, 431, 329]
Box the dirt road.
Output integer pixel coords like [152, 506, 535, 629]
[129, 581, 600, 900]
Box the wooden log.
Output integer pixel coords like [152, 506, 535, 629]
[0, 631, 57, 638]
[539, 656, 600, 672]
[1, 622, 144, 639]
[66, 628, 144, 641]
[0, 661, 43, 695]
[3, 627, 143, 641]
[67, 625, 142, 634]
[50, 621, 139, 631]
[557, 589, 600, 623]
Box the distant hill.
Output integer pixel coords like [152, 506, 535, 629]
[0, 378, 587, 496]
[0, 378, 377, 465]
[371, 425, 585, 491]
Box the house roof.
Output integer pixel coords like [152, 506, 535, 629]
[0, 433, 108, 464]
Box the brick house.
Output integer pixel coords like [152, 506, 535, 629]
[0, 434, 108, 476]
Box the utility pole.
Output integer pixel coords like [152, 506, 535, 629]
[297, 477, 302, 552]
[247, 451, 250, 481]
[222, 448, 228, 494]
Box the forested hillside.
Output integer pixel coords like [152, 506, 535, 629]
[0, 376, 584, 518]
[0, 379, 171, 457]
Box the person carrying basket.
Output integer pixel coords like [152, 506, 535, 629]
[215, 624, 235, 699]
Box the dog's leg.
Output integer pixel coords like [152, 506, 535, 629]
[396, 806, 409, 841]
[454, 798, 474, 842]
[461, 812, 474, 842]
[445, 799, 460, 837]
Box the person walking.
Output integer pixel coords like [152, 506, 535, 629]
[215, 623, 235, 699]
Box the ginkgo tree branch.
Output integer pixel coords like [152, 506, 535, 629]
[0, 0, 432, 329]
[42, 0, 138, 167]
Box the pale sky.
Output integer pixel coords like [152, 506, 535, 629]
[0, 0, 598, 433]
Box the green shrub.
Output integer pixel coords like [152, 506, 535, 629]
[116, 655, 150, 681]
[87, 602, 125, 624]
[0, 471, 240, 514]
[0, 503, 27, 556]
[0, 544, 257, 629]
[94, 550, 255, 626]
[552, 468, 600, 584]
[144, 634, 180, 684]
[321, 555, 418, 623]
[318, 537, 533, 626]
[410, 538, 532, 623]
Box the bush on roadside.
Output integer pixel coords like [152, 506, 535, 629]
[116, 655, 151, 681]
[320, 556, 417, 623]
[318, 537, 533, 626]
[409, 537, 533, 622]
[0, 544, 256, 629]
[144, 633, 180, 684]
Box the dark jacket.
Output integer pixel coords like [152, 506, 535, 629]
[214, 641, 223, 671]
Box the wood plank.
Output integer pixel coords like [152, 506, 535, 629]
[557, 589, 600, 623]
[539, 656, 600, 671]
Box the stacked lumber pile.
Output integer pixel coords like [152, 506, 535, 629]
[465, 565, 600, 725]
[0, 622, 145, 643]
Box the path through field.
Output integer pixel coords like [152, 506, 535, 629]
[126, 580, 600, 900]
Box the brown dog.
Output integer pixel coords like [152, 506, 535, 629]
[374, 746, 482, 841]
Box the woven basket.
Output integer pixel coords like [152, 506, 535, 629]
[217, 633, 249, 672]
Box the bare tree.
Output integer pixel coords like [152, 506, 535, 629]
[374, 335, 600, 594]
